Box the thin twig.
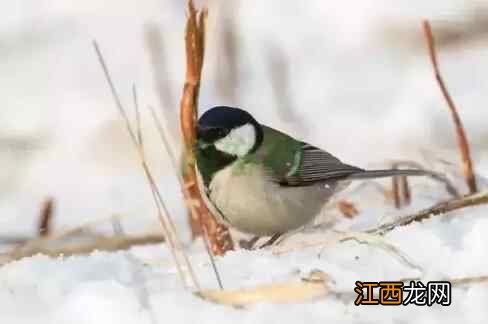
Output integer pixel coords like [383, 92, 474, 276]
[392, 174, 402, 209]
[450, 275, 488, 285]
[272, 230, 421, 271]
[133, 84, 143, 146]
[147, 107, 224, 289]
[401, 176, 411, 205]
[147, 106, 179, 170]
[388, 160, 460, 198]
[93, 41, 201, 291]
[0, 235, 31, 245]
[3, 233, 165, 263]
[38, 197, 54, 237]
[133, 86, 200, 290]
[391, 163, 412, 209]
[9, 213, 131, 252]
[338, 232, 423, 271]
[368, 190, 488, 235]
[423, 20, 477, 194]
[400, 275, 488, 286]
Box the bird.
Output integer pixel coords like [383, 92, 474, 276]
[194, 106, 429, 244]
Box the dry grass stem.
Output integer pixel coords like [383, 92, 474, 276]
[392, 174, 402, 208]
[391, 163, 412, 209]
[0, 235, 32, 245]
[423, 20, 477, 194]
[338, 232, 422, 271]
[93, 41, 200, 291]
[38, 197, 54, 237]
[388, 160, 461, 198]
[401, 176, 412, 205]
[6, 213, 133, 251]
[132, 84, 143, 146]
[198, 279, 329, 307]
[450, 275, 488, 286]
[2, 233, 165, 264]
[368, 190, 488, 235]
[399, 275, 488, 286]
[146, 106, 224, 290]
[272, 231, 422, 271]
[144, 1, 227, 289]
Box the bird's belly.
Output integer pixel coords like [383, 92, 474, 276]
[208, 163, 337, 236]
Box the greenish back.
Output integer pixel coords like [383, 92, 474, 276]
[244, 125, 303, 182]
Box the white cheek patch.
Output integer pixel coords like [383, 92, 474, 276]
[215, 123, 256, 157]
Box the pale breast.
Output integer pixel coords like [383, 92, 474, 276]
[208, 161, 340, 236]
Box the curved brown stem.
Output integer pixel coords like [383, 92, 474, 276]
[180, 1, 234, 255]
[422, 20, 477, 194]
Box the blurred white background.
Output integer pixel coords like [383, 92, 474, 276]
[1, 0, 488, 236]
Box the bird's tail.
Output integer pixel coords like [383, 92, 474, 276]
[346, 169, 432, 180]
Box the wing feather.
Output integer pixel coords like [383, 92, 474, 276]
[280, 143, 364, 186]
[254, 126, 363, 186]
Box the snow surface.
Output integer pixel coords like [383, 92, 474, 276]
[1, 0, 488, 323]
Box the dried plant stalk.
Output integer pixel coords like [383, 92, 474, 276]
[38, 198, 54, 237]
[180, 0, 233, 255]
[93, 42, 200, 291]
[3, 233, 165, 263]
[450, 275, 488, 285]
[198, 280, 329, 306]
[401, 176, 411, 205]
[423, 20, 477, 194]
[388, 160, 461, 198]
[392, 175, 402, 209]
[391, 163, 412, 209]
[368, 190, 488, 235]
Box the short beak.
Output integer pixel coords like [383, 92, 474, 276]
[195, 125, 211, 149]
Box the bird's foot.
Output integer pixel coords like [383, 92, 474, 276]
[258, 233, 283, 249]
[239, 236, 261, 250]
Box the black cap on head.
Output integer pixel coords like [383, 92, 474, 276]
[197, 106, 262, 145]
[198, 106, 257, 130]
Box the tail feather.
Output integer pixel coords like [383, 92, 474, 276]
[346, 169, 432, 180]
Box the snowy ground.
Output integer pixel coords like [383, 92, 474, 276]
[1, 1, 488, 323]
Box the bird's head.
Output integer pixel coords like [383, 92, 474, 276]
[196, 106, 263, 158]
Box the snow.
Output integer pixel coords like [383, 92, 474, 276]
[2, 0, 488, 323]
[2, 212, 488, 323]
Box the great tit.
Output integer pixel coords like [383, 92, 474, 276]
[195, 106, 428, 237]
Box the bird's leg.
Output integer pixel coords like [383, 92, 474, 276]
[259, 233, 282, 249]
[239, 236, 261, 250]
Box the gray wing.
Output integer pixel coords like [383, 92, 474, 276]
[280, 143, 364, 186]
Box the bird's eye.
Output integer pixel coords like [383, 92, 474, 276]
[218, 128, 229, 137]
[208, 128, 226, 139]
[197, 126, 229, 142]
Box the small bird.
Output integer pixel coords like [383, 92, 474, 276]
[195, 106, 427, 241]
